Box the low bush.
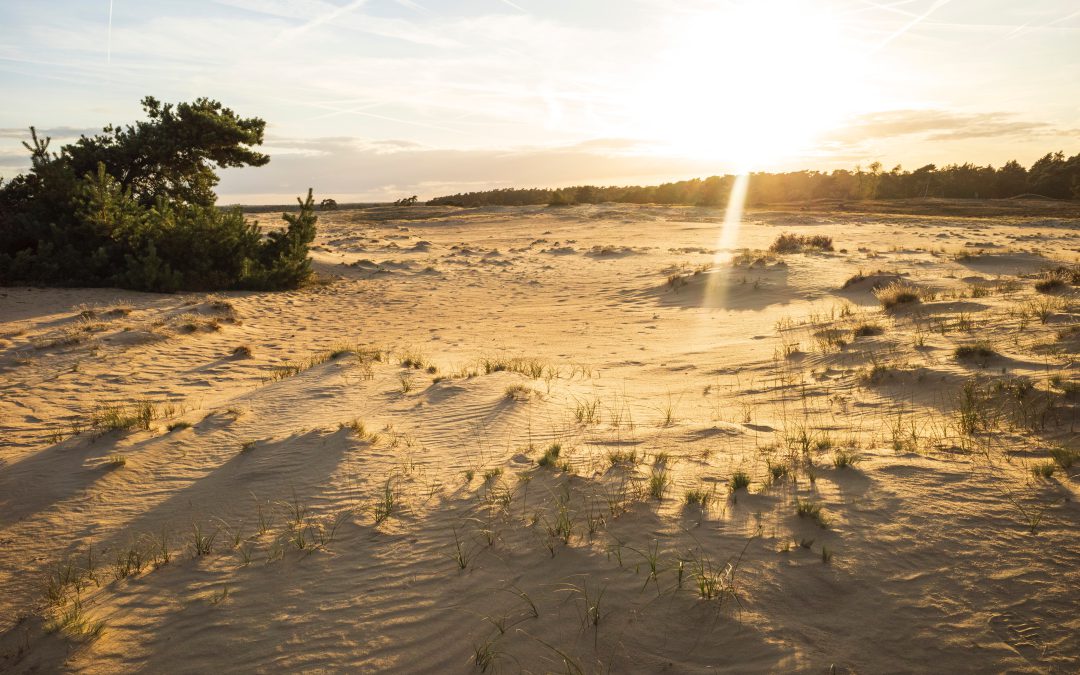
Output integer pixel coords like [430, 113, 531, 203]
[874, 281, 926, 309]
[0, 97, 318, 292]
[769, 233, 833, 253]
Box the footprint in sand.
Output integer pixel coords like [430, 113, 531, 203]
[989, 612, 1044, 664]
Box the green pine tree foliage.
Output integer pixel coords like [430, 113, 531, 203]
[0, 98, 318, 292]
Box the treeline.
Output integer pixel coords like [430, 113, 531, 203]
[0, 97, 317, 292]
[427, 151, 1080, 207]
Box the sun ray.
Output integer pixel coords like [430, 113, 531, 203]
[701, 173, 750, 309]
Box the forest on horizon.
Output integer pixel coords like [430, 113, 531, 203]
[425, 150, 1080, 208]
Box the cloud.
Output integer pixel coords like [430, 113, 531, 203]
[0, 126, 99, 140]
[830, 109, 1062, 144]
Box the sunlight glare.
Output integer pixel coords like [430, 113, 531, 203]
[702, 172, 750, 308]
[630, 1, 868, 171]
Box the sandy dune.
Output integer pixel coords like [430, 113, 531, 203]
[1, 203, 1077, 673]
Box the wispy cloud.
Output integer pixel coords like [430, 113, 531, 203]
[831, 109, 1061, 143]
[493, 0, 528, 12]
[871, 0, 952, 51]
[0, 126, 99, 140]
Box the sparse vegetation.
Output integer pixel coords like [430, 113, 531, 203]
[795, 498, 829, 527]
[852, 323, 883, 337]
[1031, 461, 1056, 480]
[768, 233, 834, 253]
[954, 343, 997, 364]
[730, 470, 751, 491]
[684, 486, 710, 507]
[874, 281, 926, 310]
[832, 449, 860, 469]
[537, 443, 563, 469]
[91, 400, 156, 433]
[373, 476, 397, 524]
[648, 466, 670, 500]
[1049, 447, 1077, 470]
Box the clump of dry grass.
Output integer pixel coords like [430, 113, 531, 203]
[1049, 447, 1077, 470]
[478, 356, 550, 379]
[265, 344, 382, 382]
[729, 470, 751, 491]
[504, 384, 533, 400]
[795, 498, 829, 527]
[874, 281, 927, 310]
[90, 400, 156, 433]
[1034, 264, 1078, 292]
[769, 233, 834, 254]
[852, 323, 884, 337]
[954, 343, 997, 364]
[842, 269, 899, 289]
[537, 443, 563, 468]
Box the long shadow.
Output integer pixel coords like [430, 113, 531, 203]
[115, 427, 356, 543]
[957, 252, 1055, 275]
[646, 266, 802, 311]
[0, 410, 245, 529]
[0, 430, 152, 528]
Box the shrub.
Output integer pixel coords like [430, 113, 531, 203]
[1035, 265, 1078, 292]
[769, 233, 833, 253]
[0, 98, 318, 292]
[874, 281, 924, 309]
[1034, 276, 1066, 293]
[954, 343, 997, 363]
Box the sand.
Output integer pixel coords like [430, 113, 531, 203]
[0, 202, 1077, 673]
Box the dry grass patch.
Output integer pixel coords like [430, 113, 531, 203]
[954, 343, 997, 365]
[90, 400, 156, 433]
[874, 281, 928, 310]
[1035, 264, 1079, 292]
[769, 232, 834, 253]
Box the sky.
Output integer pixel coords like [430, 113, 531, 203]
[0, 0, 1078, 203]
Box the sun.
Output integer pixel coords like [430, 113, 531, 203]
[626, 1, 869, 171]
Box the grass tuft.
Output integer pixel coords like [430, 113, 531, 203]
[729, 470, 751, 491]
[795, 497, 829, 527]
[954, 343, 997, 365]
[648, 466, 670, 500]
[537, 443, 563, 468]
[769, 233, 834, 253]
[1031, 461, 1056, 480]
[90, 400, 156, 433]
[1049, 447, 1077, 470]
[832, 449, 860, 469]
[874, 281, 926, 310]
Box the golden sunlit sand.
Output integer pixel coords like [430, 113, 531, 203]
[1, 200, 1077, 672]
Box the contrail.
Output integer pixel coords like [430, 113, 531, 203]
[872, 0, 952, 52]
[107, 0, 113, 64]
[277, 0, 368, 43]
[495, 0, 526, 12]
